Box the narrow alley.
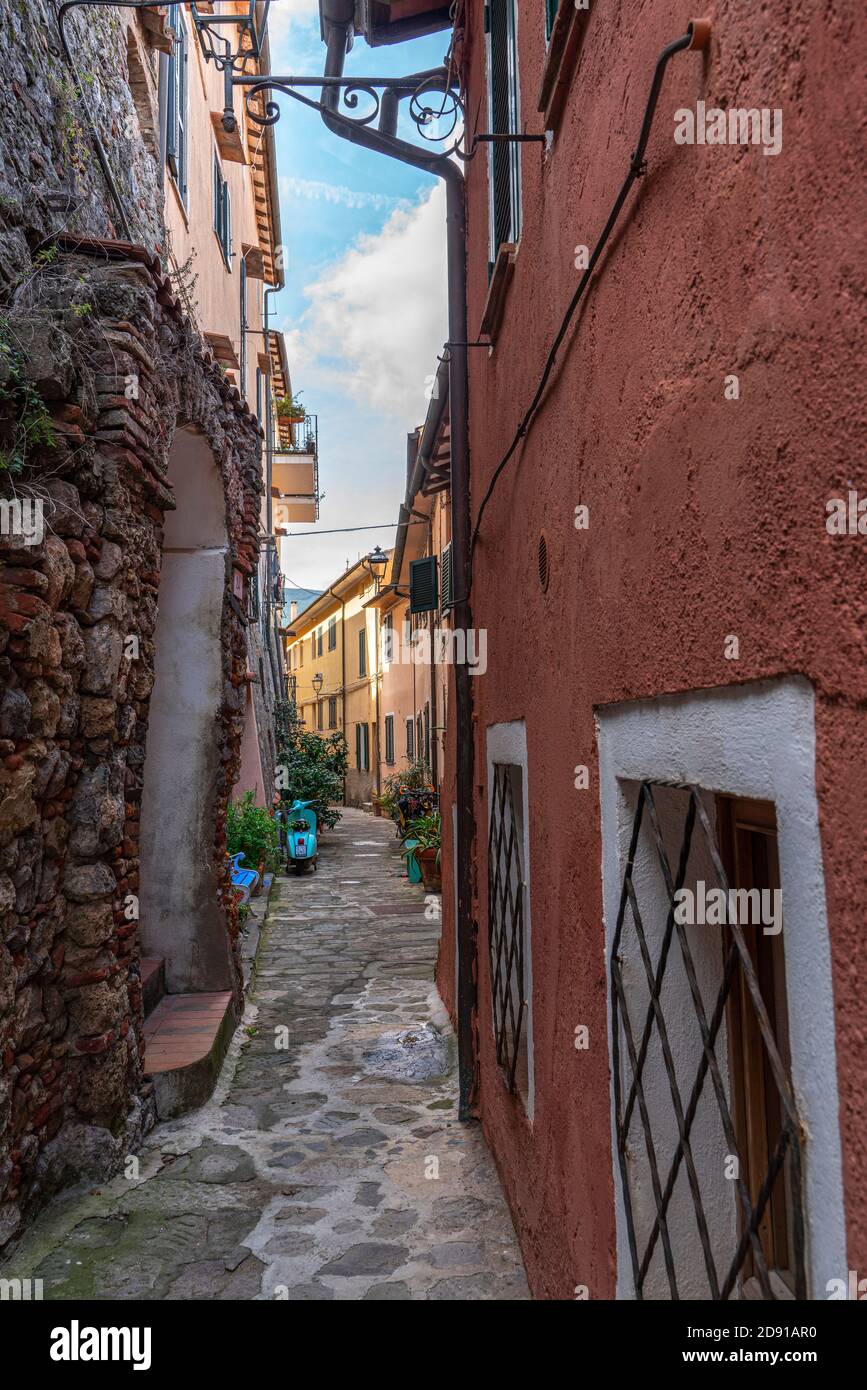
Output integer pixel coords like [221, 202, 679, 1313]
[4, 811, 528, 1302]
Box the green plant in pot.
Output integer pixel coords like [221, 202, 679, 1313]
[378, 758, 434, 830]
[275, 391, 305, 423]
[227, 792, 280, 890]
[402, 810, 442, 893]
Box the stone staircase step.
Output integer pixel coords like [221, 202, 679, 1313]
[143, 991, 235, 1120]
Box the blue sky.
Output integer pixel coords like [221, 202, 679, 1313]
[266, 4, 450, 590]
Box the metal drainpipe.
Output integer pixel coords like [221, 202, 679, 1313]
[318, 10, 478, 1118]
[326, 584, 348, 805]
[264, 287, 280, 537]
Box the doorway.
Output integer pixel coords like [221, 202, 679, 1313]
[139, 426, 233, 993]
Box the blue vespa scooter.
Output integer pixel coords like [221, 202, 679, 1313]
[285, 799, 318, 874]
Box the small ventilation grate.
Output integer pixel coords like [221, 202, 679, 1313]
[538, 532, 550, 592]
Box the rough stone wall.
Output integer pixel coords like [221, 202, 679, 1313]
[0, 0, 164, 267]
[0, 1, 264, 1250]
[0, 245, 263, 1250]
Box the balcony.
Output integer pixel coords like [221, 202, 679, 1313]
[272, 413, 319, 529]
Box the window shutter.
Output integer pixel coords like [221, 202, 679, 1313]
[410, 555, 438, 614]
[545, 0, 560, 41]
[177, 17, 188, 200]
[355, 723, 361, 769]
[440, 542, 454, 613]
[166, 7, 180, 176]
[488, 0, 521, 255]
[407, 718, 414, 758]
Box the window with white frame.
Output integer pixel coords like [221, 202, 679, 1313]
[486, 721, 534, 1119]
[355, 722, 370, 772]
[597, 677, 845, 1301]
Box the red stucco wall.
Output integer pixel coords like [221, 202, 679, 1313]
[438, 1, 867, 1299]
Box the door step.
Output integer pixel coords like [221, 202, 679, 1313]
[140, 957, 166, 1018]
[143, 991, 235, 1120]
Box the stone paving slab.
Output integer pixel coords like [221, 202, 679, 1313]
[0, 809, 529, 1301]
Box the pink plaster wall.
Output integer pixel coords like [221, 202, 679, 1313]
[438, 0, 867, 1299]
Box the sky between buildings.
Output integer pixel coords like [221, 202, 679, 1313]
[267, 2, 449, 591]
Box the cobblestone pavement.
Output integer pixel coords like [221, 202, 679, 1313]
[3, 809, 529, 1300]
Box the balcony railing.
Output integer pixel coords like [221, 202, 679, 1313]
[273, 413, 319, 525]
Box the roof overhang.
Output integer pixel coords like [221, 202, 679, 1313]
[352, 0, 453, 48]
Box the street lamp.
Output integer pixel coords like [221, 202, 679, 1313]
[190, 2, 271, 71]
[363, 546, 389, 595]
[312, 673, 324, 696]
[189, 0, 272, 132]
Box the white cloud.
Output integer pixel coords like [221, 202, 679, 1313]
[280, 175, 412, 213]
[267, 0, 320, 38]
[289, 183, 448, 426]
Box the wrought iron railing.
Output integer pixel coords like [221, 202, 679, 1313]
[488, 764, 526, 1094]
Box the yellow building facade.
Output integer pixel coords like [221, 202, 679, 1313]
[285, 557, 391, 807]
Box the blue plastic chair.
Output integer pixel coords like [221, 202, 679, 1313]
[229, 852, 259, 904]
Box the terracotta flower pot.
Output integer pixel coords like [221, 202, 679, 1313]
[416, 847, 441, 894]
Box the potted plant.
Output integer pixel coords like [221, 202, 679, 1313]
[226, 791, 281, 893]
[402, 810, 441, 893]
[275, 392, 305, 423]
[379, 759, 435, 834]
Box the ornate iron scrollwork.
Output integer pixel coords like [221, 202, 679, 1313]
[237, 73, 468, 162]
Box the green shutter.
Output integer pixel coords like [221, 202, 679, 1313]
[410, 555, 438, 614]
[166, 6, 180, 177]
[488, 0, 521, 253]
[545, 0, 560, 42]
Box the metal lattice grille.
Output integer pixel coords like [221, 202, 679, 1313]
[488, 764, 526, 1093]
[610, 782, 806, 1300]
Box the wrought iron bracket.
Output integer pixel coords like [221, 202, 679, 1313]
[231, 70, 469, 163]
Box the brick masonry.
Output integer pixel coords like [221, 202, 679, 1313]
[0, 1, 265, 1250]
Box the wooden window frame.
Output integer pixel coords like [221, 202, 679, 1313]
[717, 794, 795, 1296]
